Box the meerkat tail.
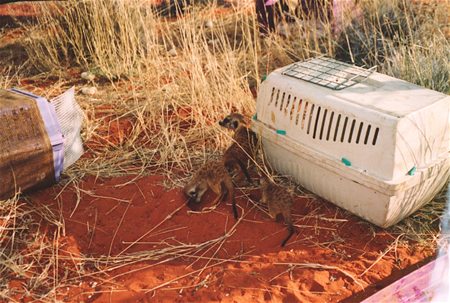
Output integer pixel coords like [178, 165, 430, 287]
[219, 181, 228, 204]
[230, 184, 238, 219]
[221, 178, 238, 219]
[281, 223, 294, 247]
[233, 156, 253, 184]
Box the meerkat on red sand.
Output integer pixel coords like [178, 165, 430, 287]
[258, 175, 295, 247]
[219, 113, 259, 184]
[184, 160, 238, 219]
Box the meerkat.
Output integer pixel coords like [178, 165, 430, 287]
[258, 175, 294, 247]
[184, 161, 238, 219]
[219, 113, 259, 184]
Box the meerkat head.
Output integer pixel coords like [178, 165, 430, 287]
[184, 181, 208, 204]
[219, 113, 246, 131]
[184, 186, 198, 202]
[257, 175, 270, 188]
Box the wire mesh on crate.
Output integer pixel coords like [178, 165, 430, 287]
[282, 55, 377, 90]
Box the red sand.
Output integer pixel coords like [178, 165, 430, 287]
[7, 173, 433, 302]
[1, 2, 439, 302]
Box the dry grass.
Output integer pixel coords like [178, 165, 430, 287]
[0, 34, 26, 90]
[1, 0, 450, 301]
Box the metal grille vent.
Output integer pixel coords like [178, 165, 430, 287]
[282, 55, 377, 90]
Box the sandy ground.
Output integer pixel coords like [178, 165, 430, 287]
[12, 173, 434, 302]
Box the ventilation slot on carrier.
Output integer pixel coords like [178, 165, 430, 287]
[326, 111, 334, 141]
[373, 127, 379, 145]
[295, 99, 309, 129]
[307, 104, 315, 135]
[340, 117, 349, 142]
[278, 92, 286, 110]
[312, 106, 321, 138]
[289, 97, 297, 120]
[284, 94, 291, 115]
[356, 122, 364, 144]
[319, 109, 328, 140]
[274, 90, 281, 107]
[348, 119, 356, 143]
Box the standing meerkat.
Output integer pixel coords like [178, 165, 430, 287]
[258, 175, 295, 247]
[184, 161, 238, 219]
[219, 113, 259, 184]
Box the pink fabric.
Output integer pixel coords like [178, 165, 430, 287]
[265, 0, 279, 6]
[332, 0, 361, 33]
[260, 0, 361, 34]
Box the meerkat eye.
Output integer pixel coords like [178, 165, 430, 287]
[189, 190, 196, 196]
[232, 121, 239, 129]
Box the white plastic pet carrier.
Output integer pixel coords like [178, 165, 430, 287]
[252, 55, 450, 228]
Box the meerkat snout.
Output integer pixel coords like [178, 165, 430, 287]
[219, 116, 239, 130]
[186, 189, 198, 202]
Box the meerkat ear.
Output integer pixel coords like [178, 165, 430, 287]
[231, 121, 239, 130]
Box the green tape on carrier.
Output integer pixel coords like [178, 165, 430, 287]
[342, 158, 351, 166]
[276, 130, 286, 135]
